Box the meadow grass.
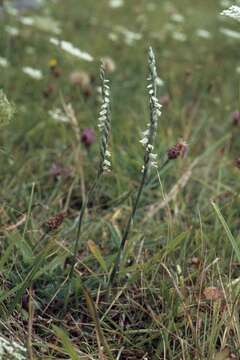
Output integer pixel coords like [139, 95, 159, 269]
[0, 0, 240, 358]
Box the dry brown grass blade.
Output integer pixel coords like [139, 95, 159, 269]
[4, 214, 27, 231]
[27, 287, 34, 360]
[144, 159, 199, 222]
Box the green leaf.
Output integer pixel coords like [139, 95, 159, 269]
[87, 240, 107, 272]
[52, 325, 80, 360]
[212, 202, 240, 262]
[82, 285, 114, 360]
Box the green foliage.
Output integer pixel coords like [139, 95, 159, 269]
[0, 0, 240, 358]
[0, 90, 15, 125]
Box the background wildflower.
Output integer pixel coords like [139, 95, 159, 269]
[235, 158, 240, 169]
[22, 66, 43, 80]
[221, 5, 240, 21]
[69, 70, 91, 89]
[0, 57, 9, 67]
[81, 128, 96, 148]
[232, 111, 240, 126]
[101, 57, 116, 73]
[50, 37, 93, 61]
[167, 140, 188, 160]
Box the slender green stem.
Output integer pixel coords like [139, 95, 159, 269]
[108, 159, 169, 287]
[108, 163, 149, 287]
[68, 176, 100, 281]
[64, 174, 101, 307]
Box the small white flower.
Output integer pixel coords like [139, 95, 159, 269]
[19, 16, 34, 26]
[109, 32, 118, 41]
[142, 129, 150, 137]
[221, 5, 240, 21]
[172, 31, 187, 42]
[196, 29, 211, 39]
[100, 109, 108, 116]
[140, 137, 148, 146]
[155, 77, 164, 87]
[150, 152, 157, 160]
[98, 115, 106, 122]
[171, 13, 185, 23]
[147, 144, 154, 151]
[5, 26, 19, 36]
[0, 57, 9, 68]
[105, 150, 111, 157]
[103, 158, 111, 171]
[109, 0, 124, 8]
[22, 66, 43, 80]
[103, 159, 111, 167]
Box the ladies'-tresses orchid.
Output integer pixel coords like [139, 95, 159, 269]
[98, 66, 112, 173]
[140, 47, 162, 170]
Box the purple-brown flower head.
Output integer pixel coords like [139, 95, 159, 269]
[232, 111, 240, 126]
[45, 212, 66, 232]
[49, 163, 71, 178]
[81, 128, 95, 148]
[235, 158, 240, 169]
[159, 94, 170, 106]
[167, 140, 188, 160]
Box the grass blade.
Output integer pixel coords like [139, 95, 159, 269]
[212, 202, 240, 262]
[53, 325, 80, 360]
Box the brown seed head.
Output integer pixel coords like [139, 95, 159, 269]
[45, 212, 66, 232]
[167, 140, 188, 160]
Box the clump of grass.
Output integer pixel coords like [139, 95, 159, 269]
[67, 64, 112, 289]
[0, 89, 15, 125]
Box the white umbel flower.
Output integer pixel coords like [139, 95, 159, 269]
[109, 0, 124, 8]
[22, 66, 43, 80]
[50, 37, 93, 62]
[0, 57, 9, 67]
[221, 5, 240, 21]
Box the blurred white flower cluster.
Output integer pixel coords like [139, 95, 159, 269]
[50, 38, 93, 62]
[221, 5, 240, 21]
[22, 66, 43, 80]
